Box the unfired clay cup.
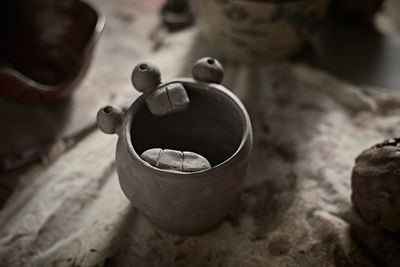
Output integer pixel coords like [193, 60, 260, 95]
[97, 77, 253, 234]
[190, 0, 330, 60]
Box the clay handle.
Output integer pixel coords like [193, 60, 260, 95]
[96, 105, 124, 135]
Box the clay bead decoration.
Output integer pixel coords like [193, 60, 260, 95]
[351, 138, 400, 234]
[131, 62, 190, 116]
[131, 62, 161, 92]
[192, 57, 224, 84]
[97, 105, 123, 135]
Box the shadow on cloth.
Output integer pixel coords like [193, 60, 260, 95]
[348, 207, 400, 267]
[0, 96, 72, 172]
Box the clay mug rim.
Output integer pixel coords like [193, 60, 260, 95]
[104, 77, 252, 177]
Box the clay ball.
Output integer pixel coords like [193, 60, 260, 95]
[192, 57, 224, 84]
[351, 138, 400, 234]
[97, 105, 123, 134]
[131, 62, 161, 92]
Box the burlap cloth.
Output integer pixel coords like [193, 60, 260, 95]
[1, 28, 400, 267]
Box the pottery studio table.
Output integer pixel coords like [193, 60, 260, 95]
[2, 0, 400, 266]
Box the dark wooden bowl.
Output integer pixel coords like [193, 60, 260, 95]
[0, 0, 104, 103]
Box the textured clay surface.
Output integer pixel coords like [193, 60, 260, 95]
[141, 148, 211, 172]
[145, 83, 189, 116]
[351, 138, 400, 234]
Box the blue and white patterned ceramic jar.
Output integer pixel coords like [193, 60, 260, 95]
[191, 0, 330, 60]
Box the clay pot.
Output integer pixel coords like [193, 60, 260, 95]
[0, 0, 104, 103]
[97, 59, 253, 234]
[351, 138, 400, 234]
[190, 0, 330, 60]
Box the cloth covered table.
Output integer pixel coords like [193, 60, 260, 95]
[1, 10, 400, 267]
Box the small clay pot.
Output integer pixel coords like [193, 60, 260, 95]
[0, 0, 104, 103]
[351, 138, 400, 234]
[190, 0, 330, 60]
[97, 59, 253, 234]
